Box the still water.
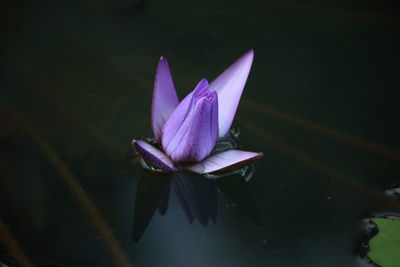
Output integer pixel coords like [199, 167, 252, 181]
[1, 0, 400, 266]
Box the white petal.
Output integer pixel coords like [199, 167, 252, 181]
[186, 149, 262, 174]
[210, 50, 254, 137]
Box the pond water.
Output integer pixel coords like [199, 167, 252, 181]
[1, 0, 400, 266]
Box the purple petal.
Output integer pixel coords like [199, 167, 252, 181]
[186, 150, 263, 174]
[160, 93, 194, 149]
[210, 50, 254, 137]
[132, 139, 177, 172]
[151, 57, 180, 143]
[162, 79, 219, 163]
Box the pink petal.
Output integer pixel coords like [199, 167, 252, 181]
[185, 150, 263, 174]
[132, 139, 177, 172]
[210, 50, 254, 137]
[151, 57, 180, 143]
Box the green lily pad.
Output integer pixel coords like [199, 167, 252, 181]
[394, 188, 400, 194]
[368, 218, 400, 267]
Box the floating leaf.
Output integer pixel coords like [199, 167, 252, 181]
[395, 188, 400, 194]
[368, 218, 400, 267]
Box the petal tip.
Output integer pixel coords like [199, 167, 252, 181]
[157, 56, 171, 68]
[200, 78, 209, 84]
[131, 139, 142, 153]
[131, 139, 138, 148]
[196, 78, 210, 89]
[243, 49, 254, 62]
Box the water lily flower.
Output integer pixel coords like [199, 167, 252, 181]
[132, 50, 262, 174]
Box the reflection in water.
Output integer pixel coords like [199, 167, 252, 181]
[172, 171, 218, 226]
[132, 170, 261, 241]
[131, 171, 172, 242]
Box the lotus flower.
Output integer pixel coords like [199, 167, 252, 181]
[132, 50, 262, 174]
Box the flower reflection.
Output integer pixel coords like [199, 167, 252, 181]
[171, 171, 218, 225]
[132, 170, 261, 241]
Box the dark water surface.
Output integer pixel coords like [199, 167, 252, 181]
[1, 0, 400, 266]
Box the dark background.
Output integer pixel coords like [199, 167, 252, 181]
[1, 0, 400, 266]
